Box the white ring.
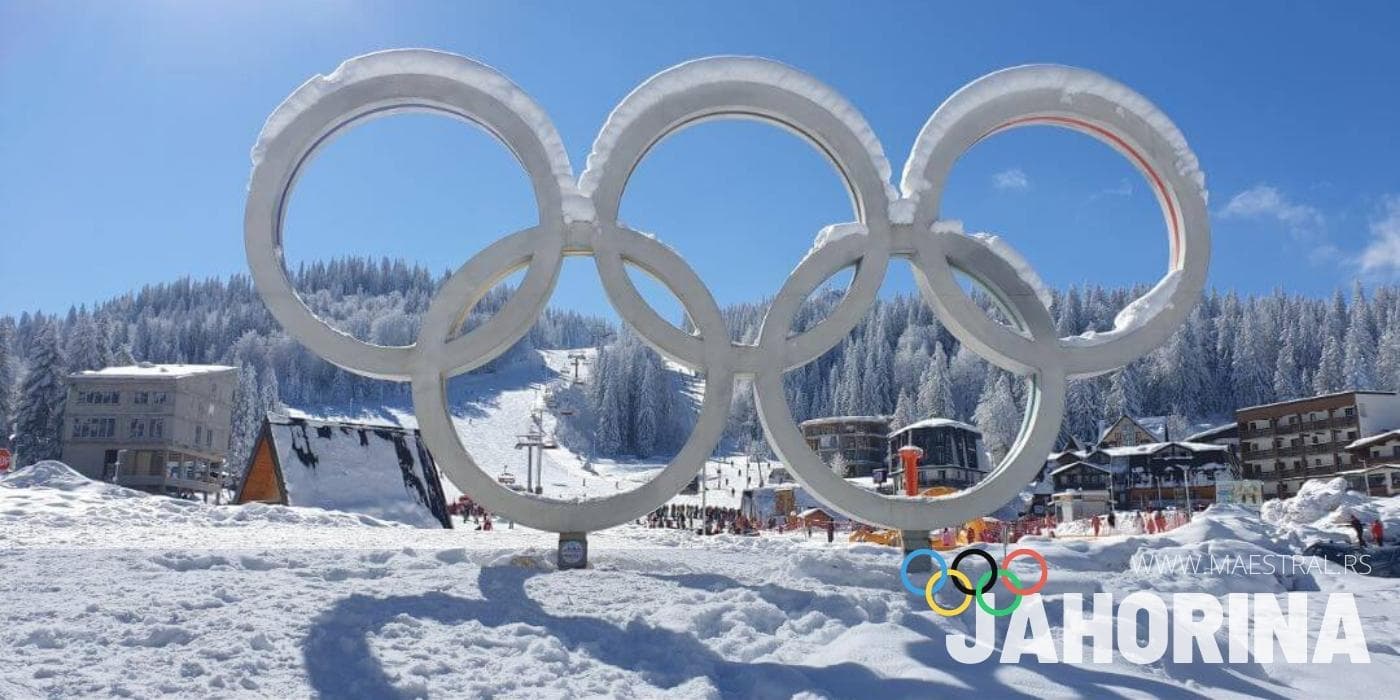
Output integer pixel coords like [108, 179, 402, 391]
[247, 53, 1208, 533]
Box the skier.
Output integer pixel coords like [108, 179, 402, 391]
[1107, 510, 1117, 534]
[1349, 514, 1365, 547]
[805, 523, 812, 539]
[1370, 518, 1384, 547]
[826, 519, 835, 543]
[1091, 514, 1101, 538]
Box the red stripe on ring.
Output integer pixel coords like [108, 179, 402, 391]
[980, 115, 1183, 271]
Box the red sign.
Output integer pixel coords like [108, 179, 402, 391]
[0, 448, 11, 473]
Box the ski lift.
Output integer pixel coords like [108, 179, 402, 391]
[498, 468, 523, 490]
[543, 434, 558, 449]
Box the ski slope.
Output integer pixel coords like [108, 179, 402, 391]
[302, 347, 747, 511]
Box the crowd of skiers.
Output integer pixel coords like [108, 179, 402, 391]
[644, 504, 752, 535]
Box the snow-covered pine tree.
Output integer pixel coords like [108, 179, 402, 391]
[972, 371, 1019, 462]
[891, 390, 916, 430]
[1342, 282, 1377, 390]
[13, 322, 67, 466]
[830, 450, 854, 478]
[1102, 361, 1143, 420]
[1313, 335, 1345, 395]
[915, 342, 956, 420]
[0, 321, 15, 444]
[1272, 324, 1304, 400]
[1377, 325, 1400, 391]
[634, 357, 665, 457]
[64, 312, 109, 373]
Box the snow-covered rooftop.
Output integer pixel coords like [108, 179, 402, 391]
[1236, 389, 1399, 413]
[73, 363, 236, 379]
[1186, 422, 1237, 442]
[798, 415, 890, 428]
[1346, 429, 1400, 452]
[251, 414, 451, 529]
[1050, 461, 1111, 476]
[888, 417, 981, 436]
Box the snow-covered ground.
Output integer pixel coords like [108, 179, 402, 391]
[3, 461, 1398, 698]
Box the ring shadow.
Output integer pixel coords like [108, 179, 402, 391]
[301, 565, 1285, 699]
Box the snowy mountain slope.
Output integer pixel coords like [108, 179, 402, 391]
[290, 347, 748, 513]
[2, 465, 1398, 698]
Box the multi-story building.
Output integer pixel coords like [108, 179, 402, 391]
[886, 418, 988, 490]
[61, 363, 237, 499]
[1049, 415, 1235, 510]
[1339, 428, 1400, 496]
[799, 415, 890, 478]
[1237, 390, 1400, 498]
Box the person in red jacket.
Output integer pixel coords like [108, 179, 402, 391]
[1091, 514, 1101, 537]
[1372, 519, 1385, 547]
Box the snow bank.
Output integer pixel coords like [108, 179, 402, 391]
[1262, 477, 1400, 546]
[1, 461, 136, 494]
[0, 461, 404, 533]
[1261, 477, 1366, 528]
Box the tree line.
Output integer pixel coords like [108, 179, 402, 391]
[2, 256, 1398, 474]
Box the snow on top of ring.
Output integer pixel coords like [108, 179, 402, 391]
[1061, 269, 1183, 347]
[969, 232, 1054, 311]
[900, 64, 1207, 205]
[579, 56, 900, 209]
[249, 49, 579, 205]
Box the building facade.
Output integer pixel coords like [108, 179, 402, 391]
[60, 364, 237, 498]
[1237, 390, 1400, 498]
[886, 418, 988, 490]
[799, 415, 890, 478]
[1049, 415, 1235, 510]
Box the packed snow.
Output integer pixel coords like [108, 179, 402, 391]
[4, 456, 1398, 697]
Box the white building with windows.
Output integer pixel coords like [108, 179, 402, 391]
[60, 363, 237, 499]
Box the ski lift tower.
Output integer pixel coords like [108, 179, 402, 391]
[568, 351, 589, 384]
[515, 430, 546, 495]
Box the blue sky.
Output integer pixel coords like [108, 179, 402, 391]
[3, 1, 1399, 321]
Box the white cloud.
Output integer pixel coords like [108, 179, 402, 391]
[1220, 184, 1325, 234]
[1359, 195, 1400, 278]
[993, 168, 1029, 191]
[1089, 178, 1134, 201]
[1220, 184, 1336, 262]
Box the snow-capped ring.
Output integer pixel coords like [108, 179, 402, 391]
[246, 51, 1207, 534]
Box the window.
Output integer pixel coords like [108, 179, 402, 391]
[73, 417, 115, 439]
[195, 426, 203, 448]
[134, 391, 149, 405]
[150, 419, 164, 439]
[76, 390, 120, 405]
[1344, 407, 1355, 417]
[128, 419, 145, 439]
[153, 392, 169, 405]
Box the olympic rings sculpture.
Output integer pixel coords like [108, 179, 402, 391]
[245, 49, 1209, 535]
[900, 547, 1049, 617]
